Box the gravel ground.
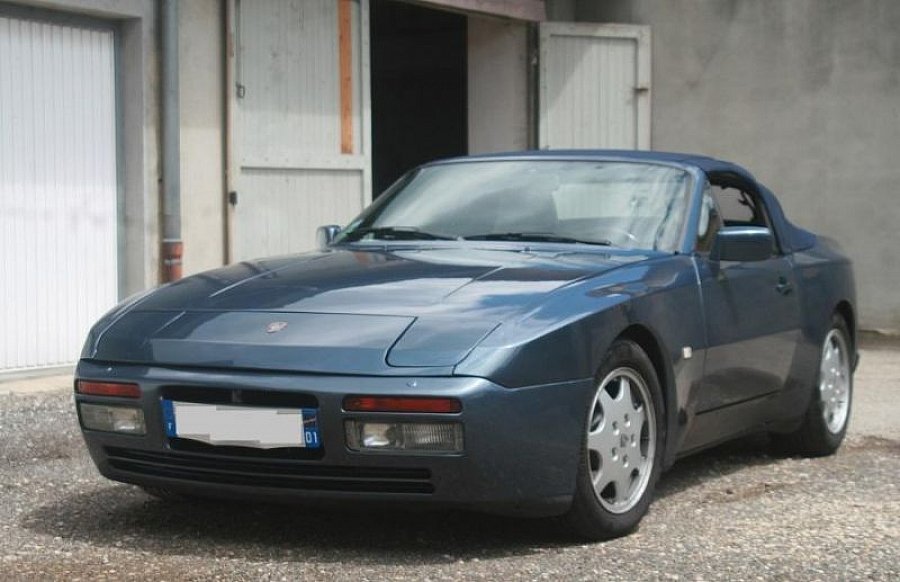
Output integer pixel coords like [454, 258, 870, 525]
[1, 347, 898, 581]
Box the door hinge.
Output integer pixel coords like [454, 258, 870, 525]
[228, 191, 238, 206]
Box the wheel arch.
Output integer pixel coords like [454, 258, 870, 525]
[615, 323, 678, 466]
[834, 300, 856, 348]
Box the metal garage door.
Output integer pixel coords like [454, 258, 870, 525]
[0, 14, 118, 373]
[231, 0, 372, 261]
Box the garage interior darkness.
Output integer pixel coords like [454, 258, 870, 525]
[370, 0, 468, 196]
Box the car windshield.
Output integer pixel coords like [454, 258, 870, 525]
[337, 160, 692, 251]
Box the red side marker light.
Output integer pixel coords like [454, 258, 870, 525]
[76, 380, 141, 398]
[343, 396, 462, 413]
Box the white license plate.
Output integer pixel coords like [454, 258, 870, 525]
[162, 400, 320, 449]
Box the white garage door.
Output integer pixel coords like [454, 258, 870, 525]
[0, 15, 118, 374]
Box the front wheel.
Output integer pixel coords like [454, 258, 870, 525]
[562, 339, 666, 541]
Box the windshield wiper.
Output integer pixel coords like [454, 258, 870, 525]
[341, 226, 458, 242]
[464, 232, 613, 246]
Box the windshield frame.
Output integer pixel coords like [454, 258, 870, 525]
[334, 158, 702, 253]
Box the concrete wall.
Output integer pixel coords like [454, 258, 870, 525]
[577, 0, 900, 332]
[467, 16, 530, 153]
[178, 0, 225, 276]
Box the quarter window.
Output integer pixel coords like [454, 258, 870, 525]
[709, 183, 780, 255]
[712, 185, 770, 229]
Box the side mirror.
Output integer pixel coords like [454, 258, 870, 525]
[710, 227, 774, 262]
[316, 224, 342, 248]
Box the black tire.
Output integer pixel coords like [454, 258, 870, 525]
[561, 339, 666, 541]
[774, 314, 853, 457]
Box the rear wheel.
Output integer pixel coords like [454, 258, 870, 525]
[774, 314, 853, 456]
[562, 339, 665, 540]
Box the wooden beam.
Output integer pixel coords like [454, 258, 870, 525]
[408, 0, 546, 22]
[338, 0, 353, 154]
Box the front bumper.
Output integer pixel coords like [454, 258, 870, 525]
[75, 360, 593, 517]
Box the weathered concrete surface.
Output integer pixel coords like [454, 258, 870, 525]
[575, 0, 900, 332]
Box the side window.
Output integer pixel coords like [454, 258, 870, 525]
[695, 184, 722, 253]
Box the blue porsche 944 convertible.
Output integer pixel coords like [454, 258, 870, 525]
[75, 150, 856, 540]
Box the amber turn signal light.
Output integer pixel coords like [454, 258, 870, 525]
[76, 380, 141, 398]
[343, 396, 462, 413]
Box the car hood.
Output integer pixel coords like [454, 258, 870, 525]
[86, 245, 653, 374]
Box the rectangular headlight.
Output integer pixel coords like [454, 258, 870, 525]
[345, 420, 463, 453]
[79, 403, 146, 435]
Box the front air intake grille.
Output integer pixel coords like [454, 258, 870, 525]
[160, 385, 318, 408]
[166, 437, 325, 460]
[104, 447, 434, 494]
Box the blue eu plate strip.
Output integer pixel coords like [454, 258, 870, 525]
[161, 399, 177, 437]
[302, 408, 321, 449]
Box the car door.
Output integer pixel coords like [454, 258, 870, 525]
[694, 181, 802, 413]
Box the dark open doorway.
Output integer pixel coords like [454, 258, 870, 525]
[370, 0, 468, 196]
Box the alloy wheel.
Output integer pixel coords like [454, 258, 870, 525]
[586, 367, 657, 514]
[820, 329, 851, 434]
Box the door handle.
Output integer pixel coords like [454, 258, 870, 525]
[776, 277, 794, 295]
